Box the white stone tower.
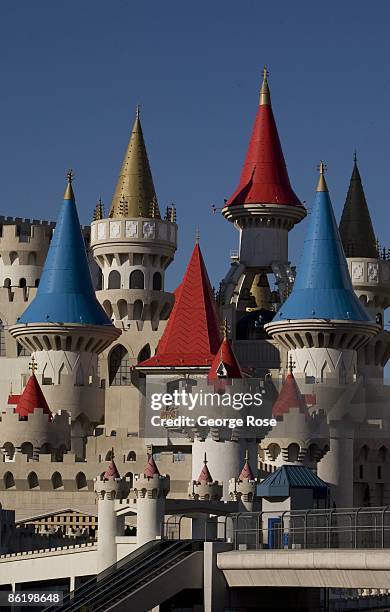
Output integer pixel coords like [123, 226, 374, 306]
[229, 450, 257, 511]
[94, 458, 125, 572]
[89, 108, 178, 431]
[132, 454, 170, 547]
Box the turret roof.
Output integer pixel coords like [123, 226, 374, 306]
[226, 68, 302, 208]
[15, 373, 52, 420]
[144, 454, 160, 477]
[272, 372, 307, 418]
[239, 452, 255, 481]
[138, 243, 221, 367]
[197, 454, 213, 483]
[275, 164, 370, 322]
[208, 326, 242, 380]
[109, 107, 160, 219]
[103, 459, 120, 480]
[18, 173, 113, 326]
[339, 156, 378, 258]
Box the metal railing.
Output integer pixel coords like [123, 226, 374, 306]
[225, 507, 390, 550]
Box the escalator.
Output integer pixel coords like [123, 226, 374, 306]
[44, 539, 204, 612]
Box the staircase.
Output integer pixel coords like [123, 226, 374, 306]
[44, 539, 204, 611]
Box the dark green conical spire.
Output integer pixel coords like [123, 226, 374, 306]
[339, 155, 378, 258]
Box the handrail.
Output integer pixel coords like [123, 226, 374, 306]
[89, 541, 203, 611]
[47, 540, 203, 612]
[43, 539, 173, 611]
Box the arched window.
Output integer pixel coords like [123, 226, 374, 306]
[129, 270, 144, 290]
[267, 443, 281, 461]
[287, 443, 300, 463]
[108, 270, 121, 290]
[96, 269, 103, 290]
[378, 446, 387, 462]
[51, 472, 63, 489]
[56, 445, 67, 461]
[4, 472, 15, 489]
[21, 442, 33, 459]
[117, 299, 128, 320]
[40, 443, 52, 455]
[76, 472, 87, 490]
[103, 300, 113, 318]
[19, 278, 26, 288]
[28, 252, 37, 266]
[124, 472, 133, 487]
[133, 300, 143, 320]
[127, 451, 136, 462]
[27, 472, 39, 489]
[109, 345, 131, 386]
[137, 344, 151, 363]
[0, 320, 5, 356]
[153, 272, 162, 291]
[34, 279, 40, 288]
[3, 278, 11, 289]
[3, 442, 15, 460]
[105, 449, 113, 461]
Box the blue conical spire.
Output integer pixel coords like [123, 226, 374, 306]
[18, 171, 112, 326]
[276, 163, 370, 322]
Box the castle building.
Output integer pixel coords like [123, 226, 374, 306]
[1, 67, 390, 610]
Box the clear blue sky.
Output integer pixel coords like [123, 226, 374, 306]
[1, 1, 390, 292]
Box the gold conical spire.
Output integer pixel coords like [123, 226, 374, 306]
[259, 65, 271, 106]
[316, 161, 328, 192]
[64, 169, 75, 200]
[109, 106, 161, 219]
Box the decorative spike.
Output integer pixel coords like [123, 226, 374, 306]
[316, 161, 328, 193]
[64, 169, 75, 201]
[28, 356, 38, 373]
[259, 65, 271, 106]
[93, 198, 104, 221]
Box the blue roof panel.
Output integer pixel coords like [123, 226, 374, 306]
[18, 182, 112, 326]
[276, 185, 370, 322]
[257, 465, 329, 498]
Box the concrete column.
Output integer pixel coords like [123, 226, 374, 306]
[203, 542, 231, 612]
[317, 426, 354, 508]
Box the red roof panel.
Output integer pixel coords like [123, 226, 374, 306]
[139, 243, 221, 368]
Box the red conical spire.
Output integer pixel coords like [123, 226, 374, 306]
[197, 453, 213, 483]
[272, 360, 307, 418]
[144, 453, 160, 478]
[208, 320, 242, 380]
[239, 450, 255, 481]
[103, 458, 120, 480]
[15, 373, 52, 421]
[138, 242, 221, 367]
[226, 67, 301, 208]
